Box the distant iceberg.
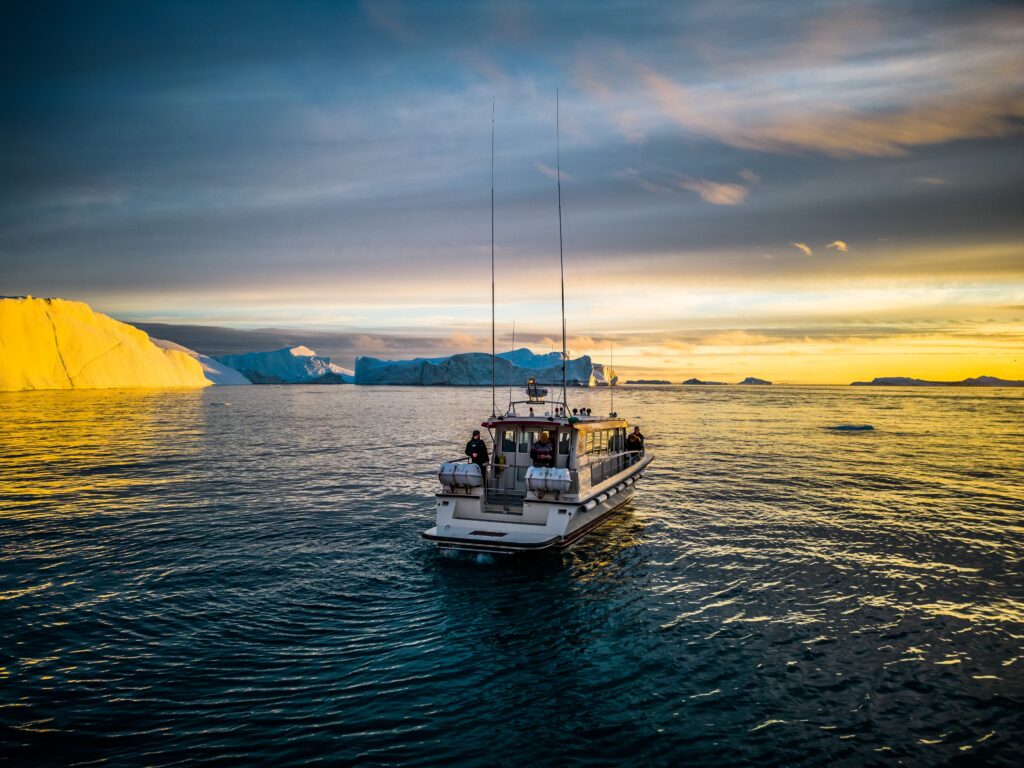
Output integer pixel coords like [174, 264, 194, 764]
[738, 376, 772, 385]
[0, 296, 209, 391]
[592, 362, 618, 386]
[355, 348, 601, 386]
[626, 379, 671, 385]
[152, 338, 251, 385]
[217, 346, 354, 384]
[682, 377, 725, 385]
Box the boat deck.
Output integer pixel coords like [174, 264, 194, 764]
[484, 488, 526, 514]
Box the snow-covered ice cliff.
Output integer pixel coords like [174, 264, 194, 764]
[0, 297, 210, 391]
[216, 346, 354, 384]
[151, 338, 251, 385]
[355, 349, 599, 386]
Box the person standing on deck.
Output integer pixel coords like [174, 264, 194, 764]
[626, 426, 645, 463]
[465, 430, 489, 473]
[531, 431, 555, 468]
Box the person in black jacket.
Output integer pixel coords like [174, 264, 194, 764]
[465, 430, 489, 470]
[626, 426, 645, 463]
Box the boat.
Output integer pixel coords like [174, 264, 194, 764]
[423, 392, 653, 554]
[421, 95, 653, 555]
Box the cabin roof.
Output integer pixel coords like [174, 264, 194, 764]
[482, 415, 627, 430]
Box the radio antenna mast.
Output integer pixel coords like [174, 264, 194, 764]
[557, 90, 568, 409]
[508, 320, 516, 410]
[610, 342, 614, 415]
[490, 99, 496, 417]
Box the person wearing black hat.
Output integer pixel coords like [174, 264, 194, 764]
[465, 430, 489, 471]
[626, 426, 645, 464]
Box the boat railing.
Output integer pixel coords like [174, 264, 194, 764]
[587, 450, 645, 486]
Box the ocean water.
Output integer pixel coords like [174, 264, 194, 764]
[1, 385, 1021, 766]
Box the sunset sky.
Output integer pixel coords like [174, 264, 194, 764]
[3, 0, 1023, 383]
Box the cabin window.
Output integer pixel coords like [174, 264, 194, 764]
[558, 431, 571, 455]
[584, 431, 593, 454]
[501, 429, 516, 453]
[516, 466, 528, 481]
[519, 430, 538, 453]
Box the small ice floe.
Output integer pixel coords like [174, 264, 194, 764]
[826, 424, 874, 431]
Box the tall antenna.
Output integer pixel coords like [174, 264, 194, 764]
[610, 341, 614, 415]
[490, 99, 496, 417]
[557, 90, 568, 408]
[508, 320, 516, 409]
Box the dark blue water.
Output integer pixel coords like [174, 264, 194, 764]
[1, 385, 1021, 766]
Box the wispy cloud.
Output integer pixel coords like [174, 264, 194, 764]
[582, 7, 1024, 157]
[791, 242, 814, 257]
[535, 162, 572, 182]
[827, 240, 849, 252]
[914, 177, 948, 186]
[359, 0, 418, 42]
[678, 178, 749, 206]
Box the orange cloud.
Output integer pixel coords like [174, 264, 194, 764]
[586, 9, 1024, 158]
[792, 242, 814, 256]
[827, 241, 849, 252]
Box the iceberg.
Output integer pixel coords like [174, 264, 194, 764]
[496, 348, 564, 368]
[591, 362, 618, 386]
[355, 349, 599, 386]
[682, 378, 725, 385]
[738, 377, 772, 385]
[151, 338, 251, 385]
[216, 346, 354, 384]
[0, 296, 210, 391]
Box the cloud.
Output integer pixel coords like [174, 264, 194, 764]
[700, 330, 778, 347]
[827, 240, 849, 252]
[447, 332, 478, 350]
[914, 177, 948, 186]
[359, 0, 418, 42]
[535, 162, 572, 182]
[791, 242, 814, 256]
[587, 7, 1024, 158]
[738, 169, 760, 184]
[677, 178, 749, 206]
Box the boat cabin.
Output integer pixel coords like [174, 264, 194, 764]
[480, 410, 632, 511]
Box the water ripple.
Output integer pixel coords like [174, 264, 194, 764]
[1, 385, 1021, 766]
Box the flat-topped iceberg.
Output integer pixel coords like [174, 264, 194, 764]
[151, 338, 251, 385]
[355, 348, 602, 386]
[0, 296, 210, 391]
[217, 346, 354, 384]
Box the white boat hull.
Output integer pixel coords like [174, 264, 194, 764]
[423, 455, 651, 554]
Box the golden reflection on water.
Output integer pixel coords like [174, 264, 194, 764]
[0, 388, 205, 520]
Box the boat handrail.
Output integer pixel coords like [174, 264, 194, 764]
[440, 456, 473, 465]
[480, 449, 647, 497]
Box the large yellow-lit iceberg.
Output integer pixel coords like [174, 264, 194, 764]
[0, 296, 211, 391]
